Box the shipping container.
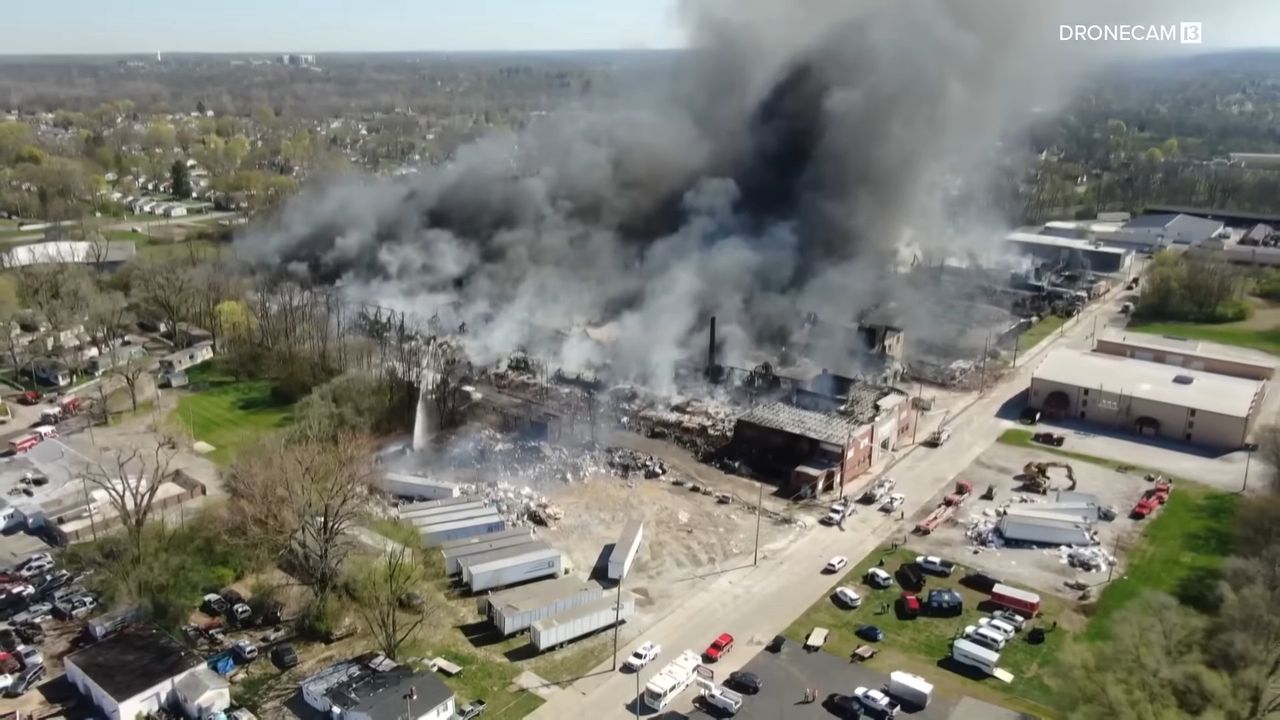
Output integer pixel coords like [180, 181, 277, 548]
[399, 498, 485, 520]
[439, 526, 534, 552]
[408, 507, 500, 528]
[607, 519, 644, 581]
[463, 545, 561, 592]
[989, 583, 1041, 616]
[997, 515, 1096, 546]
[444, 535, 540, 575]
[530, 592, 635, 651]
[380, 472, 460, 501]
[420, 514, 506, 547]
[458, 541, 551, 578]
[401, 495, 477, 514]
[488, 576, 606, 635]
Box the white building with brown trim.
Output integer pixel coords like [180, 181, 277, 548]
[1094, 330, 1276, 381]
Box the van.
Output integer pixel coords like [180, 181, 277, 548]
[964, 625, 1007, 651]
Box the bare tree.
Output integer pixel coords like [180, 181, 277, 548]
[351, 544, 434, 661]
[426, 338, 469, 433]
[82, 443, 176, 568]
[111, 351, 151, 412]
[130, 255, 194, 347]
[85, 289, 132, 355]
[226, 433, 375, 600]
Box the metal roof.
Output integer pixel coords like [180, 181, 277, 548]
[1097, 329, 1278, 369]
[736, 400, 864, 446]
[1033, 348, 1263, 418]
[998, 515, 1096, 546]
[489, 576, 604, 614]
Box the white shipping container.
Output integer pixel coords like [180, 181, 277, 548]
[381, 472, 460, 500]
[465, 546, 563, 592]
[400, 496, 477, 513]
[408, 507, 499, 528]
[399, 499, 486, 520]
[607, 520, 644, 581]
[489, 577, 606, 635]
[444, 536, 541, 575]
[439, 527, 533, 552]
[420, 515, 506, 547]
[530, 592, 635, 651]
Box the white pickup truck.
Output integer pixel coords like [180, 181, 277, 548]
[854, 686, 900, 718]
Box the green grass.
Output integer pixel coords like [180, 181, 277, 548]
[997, 429, 1237, 638]
[1016, 315, 1067, 352]
[423, 647, 545, 719]
[172, 364, 294, 464]
[1128, 320, 1280, 356]
[781, 548, 1068, 716]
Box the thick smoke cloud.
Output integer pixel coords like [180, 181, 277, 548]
[239, 0, 1240, 389]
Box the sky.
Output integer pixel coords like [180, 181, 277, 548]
[5, 1, 1279, 55]
[3, 0, 686, 54]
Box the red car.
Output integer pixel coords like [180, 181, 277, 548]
[899, 592, 921, 618]
[704, 633, 734, 662]
[17, 391, 39, 406]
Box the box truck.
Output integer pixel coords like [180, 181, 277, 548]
[530, 592, 635, 651]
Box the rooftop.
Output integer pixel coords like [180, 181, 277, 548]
[1123, 213, 1224, 239]
[1, 241, 136, 268]
[66, 625, 201, 701]
[1033, 348, 1264, 418]
[490, 575, 605, 614]
[1005, 232, 1130, 256]
[315, 662, 453, 718]
[736, 400, 868, 446]
[1097, 329, 1279, 368]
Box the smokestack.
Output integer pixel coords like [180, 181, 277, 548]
[707, 316, 718, 374]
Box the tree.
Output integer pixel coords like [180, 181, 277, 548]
[85, 288, 131, 355]
[129, 256, 194, 347]
[425, 338, 470, 434]
[111, 351, 152, 412]
[82, 443, 177, 576]
[171, 159, 192, 199]
[292, 373, 394, 442]
[225, 433, 376, 601]
[351, 544, 434, 661]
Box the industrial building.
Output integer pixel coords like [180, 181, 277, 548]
[1120, 213, 1226, 247]
[730, 371, 915, 495]
[65, 625, 219, 720]
[1094, 330, 1276, 381]
[1029, 348, 1266, 449]
[301, 655, 454, 720]
[1004, 232, 1133, 274]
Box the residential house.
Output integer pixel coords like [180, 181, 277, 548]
[65, 625, 219, 720]
[159, 341, 214, 373]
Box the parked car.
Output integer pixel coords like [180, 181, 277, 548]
[623, 641, 660, 671]
[17, 560, 53, 579]
[0, 673, 12, 694]
[260, 627, 287, 644]
[879, 493, 905, 513]
[821, 504, 854, 525]
[854, 686, 900, 718]
[1019, 407, 1042, 425]
[233, 640, 259, 663]
[766, 635, 786, 653]
[824, 556, 849, 573]
[898, 592, 921, 618]
[230, 603, 252, 623]
[270, 643, 299, 669]
[990, 609, 1026, 631]
[856, 624, 885, 642]
[978, 617, 1017, 640]
[960, 571, 1001, 593]
[915, 556, 956, 577]
[66, 595, 97, 619]
[728, 671, 763, 694]
[964, 625, 1007, 651]
[201, 594, 229, 616]
[827, 693, 865, 719]
[17, 555, 52, 571]
[864, 567, 893, 589]
[834, 586, 863, 609]
[1032, 432, 1065, 447]
[926, 589, 963, 616]
[11, 604, 52, 625]
[925, 427, 952, 447]
[704, 633, 734, 662]
[458, 700, 488, 720]
[4, 664, 43, 697]
[15, 645, 40, 669]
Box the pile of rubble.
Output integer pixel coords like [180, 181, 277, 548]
[1055, 545, 1117, 573]
[965, 515, 1003, 547]
[604, 447, 668, 478]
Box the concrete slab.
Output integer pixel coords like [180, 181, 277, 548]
[514, 670, 560, 700]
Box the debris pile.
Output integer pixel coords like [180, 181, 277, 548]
[605, 447, 668, 478]
[528, 501, 565, 528]
[965, 516, 1003, 547]
[1056, 545, 1117, 573]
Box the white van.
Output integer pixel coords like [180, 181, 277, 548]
[964, 625, 1007, 651]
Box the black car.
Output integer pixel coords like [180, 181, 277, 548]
[1019, 407, 1042, 425]
[271, 643, 299, 669]
[825, 693, 864, 719]
[5, 664, 45, 697]
[727, 671, 762, 694]
[926, 589, 964, 617]
[766, 635, 786, 653]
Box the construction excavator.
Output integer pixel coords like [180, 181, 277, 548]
[1020, 461, 1077, 494]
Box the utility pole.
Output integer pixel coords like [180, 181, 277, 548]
[635, 668, 642, 719]
[1106, 532, 1122, 583]
[978, 331, 991, 394]
[1241, 445, 1254, 493]
[611, 575, 624, 671]
[837, 432, 849, 501]
[753, 483, 763, 567]
[911, 383, 922, 445]
[82, 475, 98, 542]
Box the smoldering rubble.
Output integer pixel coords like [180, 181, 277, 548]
[237, 0, 1210, 390]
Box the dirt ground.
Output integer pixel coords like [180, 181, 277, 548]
[908, 442, 1155, 598]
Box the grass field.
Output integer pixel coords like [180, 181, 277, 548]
[173, 364, 293, 464]
[780, 547, 1071, 717]
[1128, 320, 1280, 356]
[997, 429, 1237, 637]
[1016, 315, 1067, 353]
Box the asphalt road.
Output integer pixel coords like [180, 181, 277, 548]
[527, 295, 1121, 719]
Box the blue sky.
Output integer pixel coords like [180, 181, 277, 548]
[5, 0, 685, 54]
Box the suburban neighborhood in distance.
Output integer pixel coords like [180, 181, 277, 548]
[2, 2, 1280, 720]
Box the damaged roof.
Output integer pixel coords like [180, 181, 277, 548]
[736, 400, 867, 445]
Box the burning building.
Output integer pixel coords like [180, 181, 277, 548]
[728, 369, 915, 495]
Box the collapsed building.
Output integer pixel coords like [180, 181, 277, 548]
[727, 369, 915, 496]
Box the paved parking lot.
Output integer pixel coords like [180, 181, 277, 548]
[671, 642, 1030, 720]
